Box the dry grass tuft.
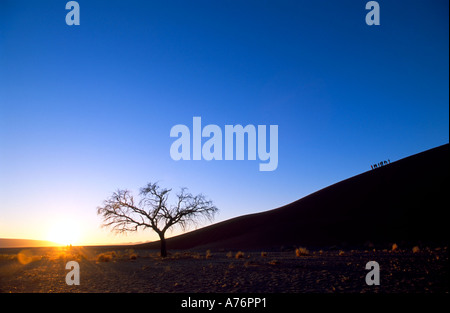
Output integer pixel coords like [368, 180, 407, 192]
[129, 253, 138, 260]
[412, 246, 420, 253]
[392, 243, 399, 251]
[260, 251, 267, 257]
[206, 250, 212, 259]
[235, 251, 245, 259]
[295, 247, 309, 257]
[96, 252, 115, 262]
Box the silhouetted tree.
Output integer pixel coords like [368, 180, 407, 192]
[97, 182, 218, 257]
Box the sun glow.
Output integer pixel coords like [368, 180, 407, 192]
[47, 219, 81, 246]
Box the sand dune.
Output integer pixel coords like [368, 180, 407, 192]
[138, 144, 449, 251]
[0, 238, 57, 248]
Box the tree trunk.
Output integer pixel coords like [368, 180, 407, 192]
[159, 233, 167, 257]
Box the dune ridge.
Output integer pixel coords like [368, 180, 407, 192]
[137, 144, 449, 250]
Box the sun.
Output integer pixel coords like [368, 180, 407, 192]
[47, 219, 81, 246]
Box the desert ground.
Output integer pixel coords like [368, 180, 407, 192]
[0, 245, 448, 293]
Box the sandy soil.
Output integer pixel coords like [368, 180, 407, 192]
[0, 246, 448, 293]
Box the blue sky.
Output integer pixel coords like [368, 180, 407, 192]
[0, 0, 448, 245]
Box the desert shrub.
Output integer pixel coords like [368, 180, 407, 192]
[129, 253, 138, 260]
[392, 243, 399, 251]
[261, 251, 267, 257]
[206, 250, 212, 259]
[338, 250, 345, 256]
[226, 251, 233, 258]
[96, 252, 114, 262]
[412, 246, 420, 253]
[295, 247, 309, 257]
[235, 251, 244, 259]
